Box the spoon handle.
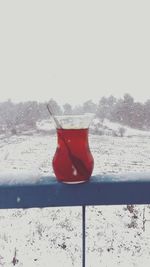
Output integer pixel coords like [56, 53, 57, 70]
[46, 104, 62, 129]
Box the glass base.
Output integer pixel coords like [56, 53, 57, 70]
[61, 180, 87, 184]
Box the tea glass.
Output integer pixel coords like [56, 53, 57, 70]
[52, 114, 94, 183]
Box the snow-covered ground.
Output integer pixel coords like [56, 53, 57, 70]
[103, 119, 150, 137]
[0, 128, 150, 266]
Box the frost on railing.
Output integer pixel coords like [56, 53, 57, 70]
[0, 170, 42, 186]
[1, 171, 150, 206]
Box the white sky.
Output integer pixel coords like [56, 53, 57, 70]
[0, 0, 150, 106]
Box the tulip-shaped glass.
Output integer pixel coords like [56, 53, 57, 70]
[52, 114, 94, 183]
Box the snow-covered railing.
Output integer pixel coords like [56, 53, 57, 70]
[0, 172, 150, 267]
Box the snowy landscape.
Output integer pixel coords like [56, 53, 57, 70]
[1, 0, 150, 264]
[0, 116, 150, 266]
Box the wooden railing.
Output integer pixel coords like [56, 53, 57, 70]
[0, 172, 150, 266]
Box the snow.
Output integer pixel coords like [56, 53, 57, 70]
[0, 130, 150, 266]
[0, 170, 41, 185]
[103, 119, 150, 137]
[36, 119, 54, 131]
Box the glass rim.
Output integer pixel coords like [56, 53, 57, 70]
[55, 113, 95, 118]
[54, 113, 95, 129]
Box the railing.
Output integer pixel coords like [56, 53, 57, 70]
[1, 172, 150, 266]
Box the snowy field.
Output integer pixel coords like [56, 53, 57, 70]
[0, 131, 150, 266]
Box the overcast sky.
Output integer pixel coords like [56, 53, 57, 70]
[0, 1, 150, 106]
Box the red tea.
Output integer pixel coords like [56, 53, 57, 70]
[52, 128, 94, 183]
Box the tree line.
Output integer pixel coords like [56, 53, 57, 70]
[0, 94, 150, 134]
[97, 94, 150, 130]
